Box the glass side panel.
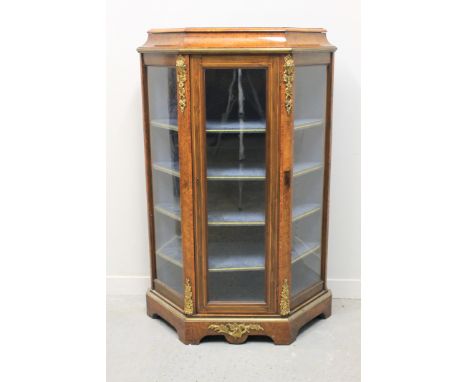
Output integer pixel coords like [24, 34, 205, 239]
[205, 68, 267, 302]
[147, 66, 183, 295]
[291, 64, 327, 297]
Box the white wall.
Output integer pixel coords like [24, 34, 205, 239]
[107, 0, 361, 298]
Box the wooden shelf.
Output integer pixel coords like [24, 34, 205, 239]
[154, 230, 322, 302]
[206, 161, 265, 180]
[150, 118, 323, 134]
[208, 202, 320, 226]
[293, 161, 323, 177]
[154, 201, 320, 225]
[207, 208, 265, 226]
[206, 120, 265, 133]
[291, 265, 321, 297]
[291, 240, 322, 296]
[209, 236, 319, 272]
[292, 203, 321, 222]
[150, 119, 178, 132]
[152, 162, 180, 177]
[292, 237, 320, 264]
[294, 118, 323, 131]
[153, 160, 322, 180]
[156, 236, 183, 267]
[154, 203, 181, 221]
[208, 240, 264, 271]
[156, 235, 320, 272]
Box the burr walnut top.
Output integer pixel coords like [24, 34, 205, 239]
[138, 27, 336, 53]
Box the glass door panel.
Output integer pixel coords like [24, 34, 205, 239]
[204, 68, 267, 302]
[147, 65, 183, 295]
[291, 64, 327, 297]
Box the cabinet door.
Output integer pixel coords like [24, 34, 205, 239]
[289, 54, 331, 307]
[192, 55, 279, 314]
[142, 54, 194, 308]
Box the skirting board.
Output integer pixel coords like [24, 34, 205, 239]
[107, 276, 361, 299]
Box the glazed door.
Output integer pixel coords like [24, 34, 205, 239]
[192, 55, 279, 314]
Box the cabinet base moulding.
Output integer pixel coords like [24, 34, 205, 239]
[146, 288, 332, 345]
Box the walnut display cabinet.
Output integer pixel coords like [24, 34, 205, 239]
[138, 28, 336, 344]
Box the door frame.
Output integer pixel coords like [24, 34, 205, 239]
[190, 54, 280, 315]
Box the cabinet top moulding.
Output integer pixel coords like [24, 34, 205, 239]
[137, 27, 336, 54]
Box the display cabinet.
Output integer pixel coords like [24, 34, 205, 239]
[138, 28, 336, 344]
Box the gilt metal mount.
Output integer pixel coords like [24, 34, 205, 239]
[283, 54, 295, 115]
[208, 323, 264, 339]
[280, 278, 290, 316]
[184, 278, 193, 315]
[176, 55, 187, 112]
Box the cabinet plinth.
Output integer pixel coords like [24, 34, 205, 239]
[139, 27, 336, 344]
[147, 289, 332, 345]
